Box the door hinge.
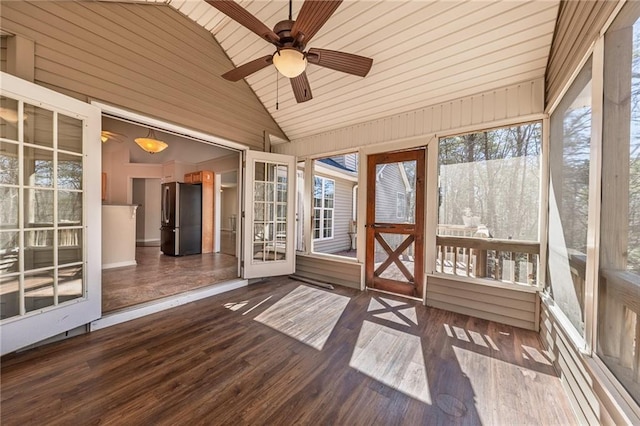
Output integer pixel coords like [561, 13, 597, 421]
[241, 211, 245, 219]
[241, 260, 245, 268]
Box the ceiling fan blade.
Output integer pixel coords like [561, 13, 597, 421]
[222, 55, 273, 81]
[206, 0, 280, 44]
[307, 48, 373, 77]
[290, 0, 342, 45]
[290, 72, 313, 103]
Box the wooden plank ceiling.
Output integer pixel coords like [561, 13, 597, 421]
[135, 0, 559, 142]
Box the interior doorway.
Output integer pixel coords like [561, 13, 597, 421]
[365, 148, 425, 298]
[100, 115, 241, 313]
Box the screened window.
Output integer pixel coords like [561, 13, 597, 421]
[313, 176, 334, 240]
[547, 58, 592, 338]
[396, 192, 406, 219]
[437, 123, 542, 284]
[598, 6, 640, 404]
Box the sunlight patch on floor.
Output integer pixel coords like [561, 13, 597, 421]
[350, 320, 431, 404]
[368, 297, 418, 327]
[254, 285, 350, 350]
[444, 324, 500, 351]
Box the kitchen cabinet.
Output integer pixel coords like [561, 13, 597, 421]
[185, 171, 214, 253]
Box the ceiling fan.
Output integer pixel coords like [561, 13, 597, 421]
[207, 0, 373, 103]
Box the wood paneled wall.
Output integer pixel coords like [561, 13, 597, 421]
[273, 78, 544, 158]
[539, 301, 639, 425]
[545, 0, 619, 109]
[426, 275, 539, 331]
[295, 254, 361, 289]
[0, 36, 7, 73]
[0, 1, 285, 150]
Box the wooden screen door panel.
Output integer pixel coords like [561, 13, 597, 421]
[366, 148, 425, 298]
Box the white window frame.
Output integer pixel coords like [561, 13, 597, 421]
[312, 175, 335, 241]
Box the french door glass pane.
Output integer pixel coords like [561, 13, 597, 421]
[25, 188, 54, 226]
[58, 229, 82, 265]
[57, 114, 82, 153]
[58, 191, 82, 226]
[0, 96, 19, 140]
[24, 270, 55, 313]
[25, 229, 54, 271]
[252, 161, 287, 263]
[0, 274, 19, 319]
[0, 187, 19, 228]
[58, 265, 83, 302]
[23, 104, 53, 148]
[58, 153, 83, 190]
[24, 147, 54, 188]
[0, 141, 19, 184]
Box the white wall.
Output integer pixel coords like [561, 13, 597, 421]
[144, 179, 161, 243]
[221, 186, 238, 231]
[132, 179, 145, 242]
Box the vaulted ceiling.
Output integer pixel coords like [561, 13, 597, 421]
[133, 0, 559, 142]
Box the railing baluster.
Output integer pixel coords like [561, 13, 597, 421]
[527, 253, 533, 285]
[440, 245, 445, 273]
[510, 251, 516, 284]
[453, 246, 458, 275]
[466, 247, 471, 277]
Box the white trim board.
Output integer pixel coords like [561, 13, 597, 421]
[90, 278, 248, 331]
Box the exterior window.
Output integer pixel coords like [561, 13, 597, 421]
[437, 122, 542, 284]
[313, 176, 334, 240]
[598, 7, 640, 405]
[547, 58, 592, 338]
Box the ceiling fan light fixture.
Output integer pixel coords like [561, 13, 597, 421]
[134, 128, 168, 154]
[272, 48, 307, 78]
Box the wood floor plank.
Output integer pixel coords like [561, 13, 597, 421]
[1, 276, 577, 425]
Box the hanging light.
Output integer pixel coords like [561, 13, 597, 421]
[272, 48, 307, 78]
[134, 128, 168, 154]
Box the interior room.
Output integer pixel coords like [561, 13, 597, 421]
[100, 116, 240, 312]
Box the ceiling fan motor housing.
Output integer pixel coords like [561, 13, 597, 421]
[273, 19, 305, 50]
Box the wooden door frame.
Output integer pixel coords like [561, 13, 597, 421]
[365, 148, 426, 298]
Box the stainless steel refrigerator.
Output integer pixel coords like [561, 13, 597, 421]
[160, 182, 202, 256]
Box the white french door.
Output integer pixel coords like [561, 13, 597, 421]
[242, 150, 296, 279]
[0, 72, 101, 355]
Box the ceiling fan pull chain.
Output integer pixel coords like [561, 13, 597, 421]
[276, 68, 279, 111]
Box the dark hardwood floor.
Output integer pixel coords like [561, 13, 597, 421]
[1, 277, 576, 425]
[102, 246, 238, 312]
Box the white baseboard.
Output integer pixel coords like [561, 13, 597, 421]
[90, 278, 248, 331]
[102, 260, 137, 270]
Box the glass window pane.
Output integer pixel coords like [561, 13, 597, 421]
[0, 96, 19, 140]
[58, 153, 82, 190]
[24, 270, 55, 313]
[0, 274, 20, 319]
[547, 59, 592, 337]
[24, 147, 54, 188]
[25, 230, 54, 270]
[58, 114, 82, 153]
[24, 104, 53, 148]
[254, 161, 265, 181]
[438, 126, 541, 239]
[25, 188, 54, 227]
[59, 229, 82, 265]
[0, 231, 19, 274]
[58, 265, 83, 302]
[58, 191, 82, 226]
[0, 141, 19, 184]
[0, 187, 19, 229]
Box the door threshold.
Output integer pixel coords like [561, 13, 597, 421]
[90, 278, 247, 331]
[367, 287, 423, 302]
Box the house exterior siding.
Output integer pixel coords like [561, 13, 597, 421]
[0, 1, 284, 150]
[312, 173, 354, 255]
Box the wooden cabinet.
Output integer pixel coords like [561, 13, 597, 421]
[184, 171, 214, 253]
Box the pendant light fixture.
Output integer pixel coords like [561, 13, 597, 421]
[134, 128, 168, 154]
